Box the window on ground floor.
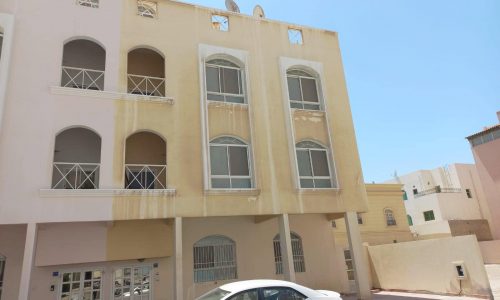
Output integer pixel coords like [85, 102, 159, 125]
[273, 233, 305, 274]
[423, 210, 435, 222]
[113, 266, 152, 300]
[193, 235, 237, 283]
[60, 269, 102, 300]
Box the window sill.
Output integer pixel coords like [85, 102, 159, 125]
[39, 188, 177, 197]
[295, 188, 340, 195]
[292, 108, 326, 117]
[50, 86, 175, 104]
[207, 100, 248, 110]
[204, 188, 261, 196]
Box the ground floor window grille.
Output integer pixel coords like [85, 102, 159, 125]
[193, 235, 237, 283]
[0, 257, 5, 299]
[113, 266, 152, 300]
[343, 250, 355, 280]
[273, 233, 306, 274]
[60, 270, 102, 300]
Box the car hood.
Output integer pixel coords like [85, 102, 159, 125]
[314, 290, 342, 298]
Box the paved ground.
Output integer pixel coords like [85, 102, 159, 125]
[342, 291, 486, 300]
[485, 264, 500, 300]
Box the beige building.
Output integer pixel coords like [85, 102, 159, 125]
[0, 1, 374, 300]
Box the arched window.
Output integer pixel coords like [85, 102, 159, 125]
[407, 215, 413, 226]
[296, 141, 331, 188]
[209, 136, 251, 189]
[205, 58, 245, 104]
[125, 131, 167, 189]
[52, 127, 101, 189]
[286, 69, 321, 110]
[127, 47, 165, 97]
[273, 233, 305, 274]
[385, 209, 397, 226]
[193, 235, 237, 283]
[61, 39, 106, 90]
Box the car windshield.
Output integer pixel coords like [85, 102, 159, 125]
[197, 288, 231, 300]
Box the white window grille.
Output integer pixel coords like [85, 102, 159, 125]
[273, 233, 306, 274]
[193, 235, 237, 283]
[60, 270, 102, 300]
[0, 257, 5, 299]
[113, 266, 152, 300]
[296, 141, 332, 188]
[138, 1, 157, 18]
[125, 164, 167, 189]
[61, 66, 105, 91]
[52, 163, 100, 189]
[77, 0, 99, 8]
[212, 14, 229, 31]
[343, 249, 355, 281]
[205, 59, 245, 104]
[288, 28, 303, 45]
[287, 69, 321, 110]
[385, 209, 397, 226]
[209, 137, 252, 189]
[127, 74, 165, 97]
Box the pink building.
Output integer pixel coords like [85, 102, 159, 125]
[466, 112, 500, 240]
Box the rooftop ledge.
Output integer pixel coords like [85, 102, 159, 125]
[204, 188, 261, 196]
[39, 189, 177, 197]
[50, 86, 175, 104]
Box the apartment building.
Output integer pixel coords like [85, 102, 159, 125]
[0, 1, 372, 299]
[467, 112, 500, 240]
[385, 164, 492, 240]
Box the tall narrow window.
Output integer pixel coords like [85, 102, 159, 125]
[193, 236, 237, 283]
[205, 59, 245, 104]
[384, 209, 396, 226]
[113, 266, 152, 299]
[138, 0, 157, 18]
[273, 233, 305, 274]
[466, 189, 473, 198]
[402, 190, 408, 200]
[287, 69, 320, 110]
[210, 137, 251, 189]
[77, 0, 99, 8]
[343, 250, 355, 281]
[407, 215, 413, 226]
[296, 141, 331, 188]
[0, 32, 4, 61]
[60, 270, 102, 300]
[0, 257, 5, 299]
[357, 213, 363, 225]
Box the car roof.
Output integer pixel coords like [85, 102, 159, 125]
[219, 280, 319, 295]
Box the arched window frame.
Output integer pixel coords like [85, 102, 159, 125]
[209, 136, 252, 189]
[384, 208, 397, 226]
[205, 58, 246, 104]
[273, 232, 306, 274]
[286, 68, 322, 111]
[295, 140, 332, 189]
[127, 46, 166, 97]
[193, 235, 237, 283]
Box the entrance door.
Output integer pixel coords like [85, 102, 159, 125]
[113, 266, 152, 300]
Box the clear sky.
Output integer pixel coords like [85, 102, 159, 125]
[186, 0, 500, 183]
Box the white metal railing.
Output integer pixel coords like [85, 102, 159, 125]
[61, 66, 105, 91]
[193, 243, 237, 283]
[127, 74, 165, 97]
[77, 0, 99, 8]
[125, 164, 166, 189]
[52, 162, 100, 189]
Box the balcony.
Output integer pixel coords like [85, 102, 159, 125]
[61, 39, 105, 91]
[52, 163, 100, 189]
[414, 186, 461, 199]
[127, 74, 165, 97]
[125, 164, 167, 189]
[127, 48, 165, 98]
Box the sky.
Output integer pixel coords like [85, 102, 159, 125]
[186, 0, 500, 183]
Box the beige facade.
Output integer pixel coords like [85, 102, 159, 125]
[0, 1, 372, 300]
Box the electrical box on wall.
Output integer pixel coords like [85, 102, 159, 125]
[452, 261, 467, 280]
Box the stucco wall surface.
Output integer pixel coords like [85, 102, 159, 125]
[0, 225, 26, 300]
[368, 235, 491, 297]
[479, 240, 500, 264]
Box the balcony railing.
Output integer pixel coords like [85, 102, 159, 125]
[125, 164, 167, 189]
[61, 66, 105, 91]
[52, 162, 100, 189]
[414, 186, 462, 199]
[127, 74, 165, 97]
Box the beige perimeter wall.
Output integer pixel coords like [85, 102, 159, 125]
[368, 235, 491, 297]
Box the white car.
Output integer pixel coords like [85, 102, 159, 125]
[196, 280, 342, 300]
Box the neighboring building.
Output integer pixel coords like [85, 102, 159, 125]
[467, 112, 500, 240]
[0, 1, 372, 300]
[385, 164, 492, 240]
[332, 184, 414, 292]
